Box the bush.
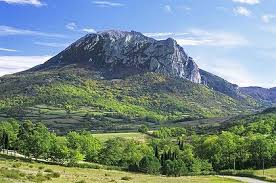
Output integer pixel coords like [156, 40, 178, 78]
[44, 168, 54, 173]
[138, 125, 149, 133]
[50, 172, 61, 178]
[75, 180, 86, 183]
[38, 166, 45, 170]
[121, 176, 133, 181]
[12, 162, 22, 168]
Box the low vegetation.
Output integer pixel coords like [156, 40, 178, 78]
[0, 155, 242, 183]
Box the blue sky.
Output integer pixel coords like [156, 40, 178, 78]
[0, 0, 276, 87]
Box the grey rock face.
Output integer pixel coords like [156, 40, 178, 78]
[32, 30, 201, 83]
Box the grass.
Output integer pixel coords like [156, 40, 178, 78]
[92, 132, 150, 142]
[0, 155, 241, 183]
[254, 168, 276, 182]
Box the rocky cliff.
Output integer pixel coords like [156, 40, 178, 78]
[29, 30, 201, 83]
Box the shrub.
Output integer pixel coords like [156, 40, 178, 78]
[75, 180, 86, 183]
[44, 168, 54, 173]
[138, 125, 149, 133]
[38, 166, 45, 170]
[121, 176, 133, 181]
[51, 172, 61, 178]
[12, 162, 22, 168]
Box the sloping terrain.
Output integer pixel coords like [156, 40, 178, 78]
[240, 87, 276, 103]
[0, 67, 259, 133]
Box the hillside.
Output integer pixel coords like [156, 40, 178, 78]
[219, 107, 276, 132]
[0, 67, 259, 133]
[0, 30, 263, 132]
[240, 86, 276, 103]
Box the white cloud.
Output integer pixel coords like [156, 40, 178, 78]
[0, 55, 51, 76]
[66, 23, 96, 34]
[188, 29, 249, 46]
[144, 29, 248, 47]
[232, 0, 260, 5]
[93, 1, 124, 7]
[0, 25, 64, 38]
[66, 22, 77, 31]
[196, 56, 255, 86]
[164, 5, 172, 13]
[82, 28, 96, 33]
[0, 47, 17, 52]
[144, 32, 188, 37]
[0, 0, 46, 7]
[34, 42, 70, 48]
[234, 6, 251, 17]
[262, 14, 276, 23]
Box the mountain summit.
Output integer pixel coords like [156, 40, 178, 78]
[29, 30, 202, 83]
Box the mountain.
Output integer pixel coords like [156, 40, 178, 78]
[29, 30, 201, 83]
[28, 30, 243, 99]
[199, 69, 241, 99]
[0, 30, 262, 133]
[240, 87, 276, 103]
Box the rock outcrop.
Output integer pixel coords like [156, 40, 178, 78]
[30, 30, 201, 83]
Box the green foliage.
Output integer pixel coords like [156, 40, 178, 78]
[139, 156, 161, 175]
[0, 111, 275, 178]
[138, 125, 149, 133]
[17, 121, 52, 159]
[162, 159, 188, 176]
[152, 127, 187, 138]
[0, 70, 260, 132]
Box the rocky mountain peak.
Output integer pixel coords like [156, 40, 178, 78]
[29, 30, 202, 83]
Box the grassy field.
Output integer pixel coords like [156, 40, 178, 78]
[92, 132, 150, 142]
[0, 155, 242, 183]
[254, 168, 276, 182]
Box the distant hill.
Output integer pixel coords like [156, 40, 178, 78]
[240, 86, 276, 103]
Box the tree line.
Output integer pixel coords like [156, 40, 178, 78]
[0, 118, 275, 177]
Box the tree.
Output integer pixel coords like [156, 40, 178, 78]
[139, 156, 161, 175]
[78, 131, 102, 162]
[17, 121, 52, 159]
[29, 123, 52, 159]
[99, 138, 127, 166]
[68, 149, 85, 165]
[249, 135, 273, 171]
[163, 159, 188, 176]
[0, 120, 19, 153]
[48, 134, 69, 163]
[17, 120, 35, 157]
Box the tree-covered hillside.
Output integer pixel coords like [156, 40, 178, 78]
[0, 68, 260, 133]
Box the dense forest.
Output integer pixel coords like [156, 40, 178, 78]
[0, 110, 275, 177]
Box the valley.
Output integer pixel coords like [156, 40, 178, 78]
[0, 31, 275, 183]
